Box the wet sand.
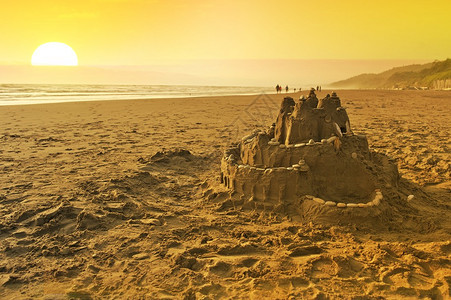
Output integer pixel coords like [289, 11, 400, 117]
[0, 90, 450, 299]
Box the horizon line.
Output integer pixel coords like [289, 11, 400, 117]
[0, 58, 440, 67]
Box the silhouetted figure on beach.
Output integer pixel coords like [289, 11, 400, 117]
[285, 85, 289, 93]
[275, 85, 279, 94]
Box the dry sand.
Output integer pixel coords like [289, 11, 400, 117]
[0, 90, 450, 299]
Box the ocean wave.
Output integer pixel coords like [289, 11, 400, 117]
[0, 84, 273, 106]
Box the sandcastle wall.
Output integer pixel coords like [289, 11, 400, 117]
[221, 134, 395, 204]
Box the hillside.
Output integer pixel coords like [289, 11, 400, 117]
[330, 59, 451, 89]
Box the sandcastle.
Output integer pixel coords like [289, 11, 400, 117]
[220, 90, 399, 211]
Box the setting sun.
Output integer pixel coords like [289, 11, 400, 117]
[31, 42, 78, 66]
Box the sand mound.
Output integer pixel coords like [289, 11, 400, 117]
[139, 148, 194, 164]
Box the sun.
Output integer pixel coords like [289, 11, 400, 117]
[31, 42, 78, 66]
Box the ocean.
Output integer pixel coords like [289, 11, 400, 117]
[0, 84, 275, 106]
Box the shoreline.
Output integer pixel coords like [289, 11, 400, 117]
[0, 84, 275, 106]
[0, 92, 276, 107]
[1, 88, 449, 107]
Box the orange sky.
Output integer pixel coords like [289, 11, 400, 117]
[1, 0, 450, 66]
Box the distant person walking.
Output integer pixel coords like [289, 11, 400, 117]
[276, 84, 281, 94]
[285, 85, 289, 93]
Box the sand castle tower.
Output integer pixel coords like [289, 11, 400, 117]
[220, 90, 399, 211]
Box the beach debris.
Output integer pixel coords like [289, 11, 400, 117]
[333, 123, 343, 138]
[333, 138, 342, 152]
[407, 194, 415, 202]
[298, 160, 309, 172]
[313, 198, 326, 205]
[327, 136, 337, 143]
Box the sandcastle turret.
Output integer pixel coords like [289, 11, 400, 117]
[220, 91, 399, 212]
[275, 91, 352, 145]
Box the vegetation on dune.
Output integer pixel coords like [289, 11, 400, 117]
[330, 59, 451, 89]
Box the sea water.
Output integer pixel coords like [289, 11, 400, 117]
[0, 84, 275, 106]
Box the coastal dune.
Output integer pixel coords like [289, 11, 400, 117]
[0, 90, 450, 298]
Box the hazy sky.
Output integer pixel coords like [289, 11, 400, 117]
[0, 0, 449, 85]
[1, 0, 450, 65]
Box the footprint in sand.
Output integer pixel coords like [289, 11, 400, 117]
[208, 260, 233, 277]
[277, 276, 309, 290]
[309, 257, 339, 279]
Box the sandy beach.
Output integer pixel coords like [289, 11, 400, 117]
[0, 90, 450, 299]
